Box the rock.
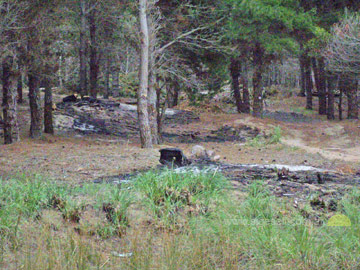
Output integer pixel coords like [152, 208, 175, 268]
[159, 148, 191, 167]
[191, 145, 207, 158]
[213, 155, 221, 161]
[206, 150, 215, 158]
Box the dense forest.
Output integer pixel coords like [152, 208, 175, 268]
[1, 0, 359, 146]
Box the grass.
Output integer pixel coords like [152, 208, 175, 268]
[0, 172, 359, 269]
[292, 106, 317, 116]
[247, 126, 282, 147]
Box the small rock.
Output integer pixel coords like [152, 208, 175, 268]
[191, 145, 207, 158]
[213, 155, 221, 161]
[206, 150, 215, 158]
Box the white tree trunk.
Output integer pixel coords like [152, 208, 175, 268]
[138, 0, 152, 148]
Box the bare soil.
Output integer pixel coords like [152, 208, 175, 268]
[1, 93, 360, 183]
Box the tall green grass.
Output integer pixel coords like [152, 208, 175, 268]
[0, 173, 359, 269]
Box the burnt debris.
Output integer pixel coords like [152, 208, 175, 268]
[159, 148, 191, 167]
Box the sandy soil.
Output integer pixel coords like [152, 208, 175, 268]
[1, 94, 360, 183]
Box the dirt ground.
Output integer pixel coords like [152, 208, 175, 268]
[1, 93, 360, 183]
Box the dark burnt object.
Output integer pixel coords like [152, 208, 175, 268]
[159, 148, 191, 167]
[62, 94, 78, 103]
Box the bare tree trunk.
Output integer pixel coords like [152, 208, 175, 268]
[304, 55, 313, 110]
[17, 62, 23, 104]
[147, 8, 160, 145]
[172, 81, 179, 107]
[156, 84, 163, 138]
[317, 57, 327, 115]
[339, 88, 343, 121]
[104, 56, 111, 99]
[44, 78, 54, 134]
[27, 29, 43, 139]
[58, 55, 64, 90]
[298, 53, 306, 97]
[241, 64, 251, 114]
[89, 7, 99, 99]
[111, 67, 120, 97]
[327, 73, 337, 120]
[79, 0, 88, 97]
[346, 79, 358, 119]
[252, 43, 264, 117]
[312, 57, 320, 93]
[2, 57, 19, 144]
[138, 0, 152, 148]
[148, 70, 159, 144]
[230, 58, 243, 113]
[28, 71, 42, 138]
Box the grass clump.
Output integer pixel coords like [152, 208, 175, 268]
[247, 126, 282, 147]
[0, 175, 65, 239]
[134, 169, 229, 226]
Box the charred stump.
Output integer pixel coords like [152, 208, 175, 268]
[159, 148, 191, 167]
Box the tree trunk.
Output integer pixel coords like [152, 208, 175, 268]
[28, 72, 42, 138]
[304, 55, 313, 110]
[312, 58, 320, 93]
[169, 80, 180, 108]
[79, 0, 88, 97]
[327, 73, 337, 120]
[148, 72, 159, 145]
[317, 57, 327, 115]
[58, 55, 64, 90]
[230, 58, 243, 113]
[2, 57, 19, 144]
[104, 56, 111, 99]
[111, 68, 120, 97]
[346, 79, 358, 119]
[44, 78, 54, 134]
[156, 82, 164, 142]
[89, 8, 99, 99]
[147, 10, 160, 145]
[241, 64, 251, 113]
[298, 54, 306, 97]
[252, 43, 264, 117]
[138, 0, 152, 148]
[339, 88, 343, 121]
[17, 68, 23, 104]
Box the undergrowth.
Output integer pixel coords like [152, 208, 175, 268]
[0, 172, 359, 269]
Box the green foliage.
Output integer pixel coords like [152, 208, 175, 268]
[118, 72, 138, 98]
[223, 0, 315, 55]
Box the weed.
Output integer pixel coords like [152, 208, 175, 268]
[247, 126, 282, 147]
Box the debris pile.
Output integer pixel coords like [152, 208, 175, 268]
[54, 97, 200, 136]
